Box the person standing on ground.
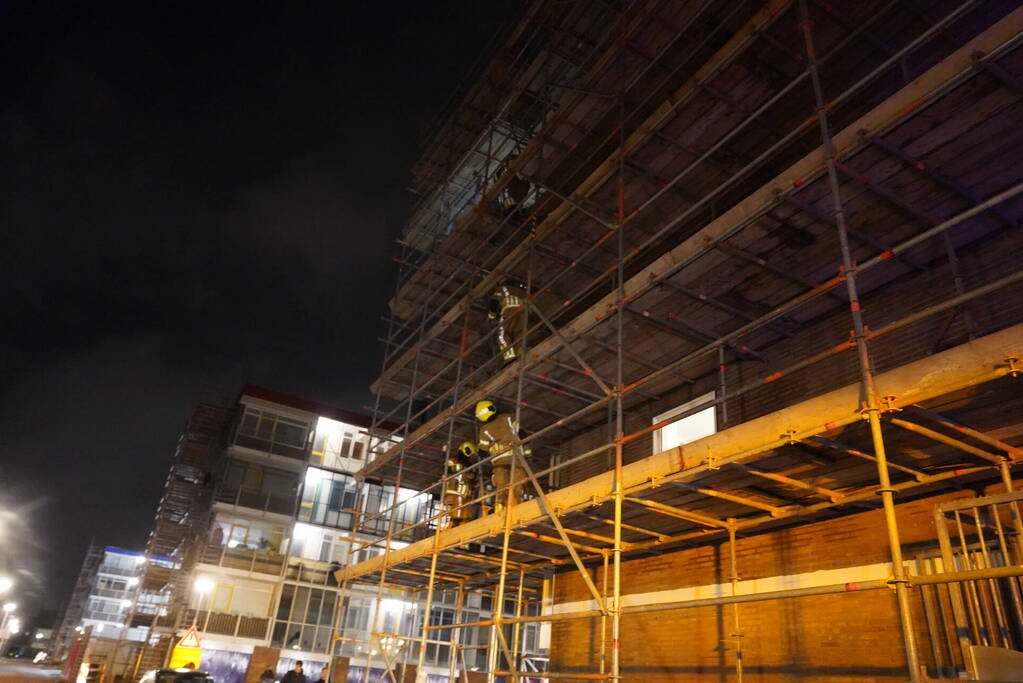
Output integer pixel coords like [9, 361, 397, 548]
[316, 666, 329, 683]
[281, 661, 305, 683]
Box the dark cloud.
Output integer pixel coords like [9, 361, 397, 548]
[0, 1, 519, 611]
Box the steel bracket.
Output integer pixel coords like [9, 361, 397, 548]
[1005, 354, 1021, 377]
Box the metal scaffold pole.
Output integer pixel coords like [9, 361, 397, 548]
[798, 1, 921, 679]
[345, 6, 1023, 683]
[415, 307, 469, 681]
[364, 291, 427, 683]
[447, 583, 467, 683]
[609, 6, 628, 680]
[727, 520, 743, 682]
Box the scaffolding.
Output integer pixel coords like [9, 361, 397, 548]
[53, 542, 104, 660]
[119, 403, 237, 680]
[336, 1, 1023, 681]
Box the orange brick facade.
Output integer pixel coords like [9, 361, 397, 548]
[549, 479, 1019, 681]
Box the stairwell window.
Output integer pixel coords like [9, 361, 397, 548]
[652, 391, 716, 453]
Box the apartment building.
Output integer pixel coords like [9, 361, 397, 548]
[112, 385, 494, 683]
[54, 545, 170, 677]
[81, 548, 148, 642]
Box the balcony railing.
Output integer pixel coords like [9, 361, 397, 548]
[200, 544, 286, 576]
[98, 565, 141, 577]
[186, 609, 271, 640]
[283, 558, 340, 587]
[216, 487, 296, 516]
[234, 434, 308, 461]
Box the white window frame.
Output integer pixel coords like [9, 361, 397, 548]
[652, 391, 717, 454]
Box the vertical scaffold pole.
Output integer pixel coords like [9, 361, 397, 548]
[600, 552, 609, 675]
[447, 583, 467, 683]
[415, 308, 469, 681]
[610, 6, 628, 681]
[728, 520, 743, 682]
[510, 570, 526, 674]
[335, 280, 402, 682]
[488, 234, 535, 681]
[798, 2, 920, 679]
[363, 294, 426, 683]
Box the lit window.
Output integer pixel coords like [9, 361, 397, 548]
[652, 391, 716, 453]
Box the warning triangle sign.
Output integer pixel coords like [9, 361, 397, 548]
[177, 626, 201, 649]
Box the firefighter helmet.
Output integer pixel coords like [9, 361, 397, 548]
[475, 399, 498, 423]
[457, 441, 478, 459]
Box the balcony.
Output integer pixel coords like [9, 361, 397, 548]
[98, 565, 141, 578]
[283, 558, 339, 588]
[199, 544, 285, 576]
[185, 609, 271, 640]
[234, 434, 308, 462]
[215, 487, 295, 517]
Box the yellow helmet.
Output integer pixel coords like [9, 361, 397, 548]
[457, 441, 477, 459]
[475, 399, 498, 423]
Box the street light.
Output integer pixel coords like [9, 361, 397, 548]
[0, 607, 18, 656]
[0, 577, 12, 594]
[192, 576, 214, 629]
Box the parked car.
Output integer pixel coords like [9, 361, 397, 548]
[140, 668, 215, 683]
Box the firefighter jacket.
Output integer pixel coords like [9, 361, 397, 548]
[444, 459, 470, 498]
[489, 283, 528, 363]
[488, 283, 527, 319]
[478, 413, 532, 465]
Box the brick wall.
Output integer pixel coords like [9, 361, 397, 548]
[549, 479, 1020, 681]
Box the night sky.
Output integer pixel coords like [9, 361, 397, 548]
[1, 1, 519, 618]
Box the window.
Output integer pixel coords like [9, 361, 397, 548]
[318, 534, 349, 564]
[299, 468, 358, 530]
[271, 585, 337, 653]
[311, 417, 370, 472]
[653, 391, 716, 453]
[212, 514, 286, 554]
[236, 407, 311, 460]
[220, 461, 299, 513]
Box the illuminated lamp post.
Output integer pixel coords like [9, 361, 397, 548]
[0, 604, 18, 656]
[192, 577, 215, 631]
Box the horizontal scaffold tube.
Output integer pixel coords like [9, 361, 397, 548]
[359, 7, 1023, 480]
[426, 564, 1023, 631]
[335, 322, 1023, 585]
